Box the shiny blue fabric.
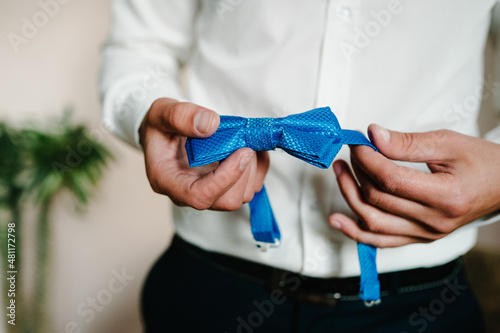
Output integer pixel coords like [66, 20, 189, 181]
[186, 107, 380, 301]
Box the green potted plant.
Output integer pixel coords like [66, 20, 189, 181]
[0, 112, 113, 333]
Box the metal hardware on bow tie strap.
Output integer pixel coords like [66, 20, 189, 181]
[185, 106, 381, 303]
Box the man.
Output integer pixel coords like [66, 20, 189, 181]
[100, 0, 500, 332]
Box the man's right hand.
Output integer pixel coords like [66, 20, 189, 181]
[139, 98, 270, 211]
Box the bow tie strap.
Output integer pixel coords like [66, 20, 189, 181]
[249, 186, 281, 250]
[185, 107, 380, 303]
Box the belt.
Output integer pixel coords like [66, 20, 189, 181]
[171, 235, 462, 307]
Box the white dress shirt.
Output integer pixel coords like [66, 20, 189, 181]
[100, 0, 500, 278]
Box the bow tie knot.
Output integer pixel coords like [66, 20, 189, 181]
[246, 117, 278, 151]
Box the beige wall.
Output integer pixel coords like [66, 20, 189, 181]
[0, 1, 172, 332]
[1, 1, 500, 332]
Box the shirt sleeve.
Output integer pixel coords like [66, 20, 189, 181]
[100, 0, 199, 149]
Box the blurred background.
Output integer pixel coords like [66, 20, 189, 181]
[1, 1, 500, 332]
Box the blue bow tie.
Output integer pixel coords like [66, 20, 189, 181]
[186, 107, 380, 303]
[187, 107, 357, 168]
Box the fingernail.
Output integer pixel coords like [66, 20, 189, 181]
[239, 153, 254, 171]
[374, 124, 390, 142]
[331, 219, 342, 230]
[194, 111, 214, 134]
[333, 162, 343, 176]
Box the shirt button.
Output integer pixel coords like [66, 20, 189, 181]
[309, 200, 320, 210]
[336, 6, 351, 21]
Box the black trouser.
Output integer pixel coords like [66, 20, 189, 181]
[141, 236, 484, 333]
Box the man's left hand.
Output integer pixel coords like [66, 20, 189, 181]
[329, 124, 500, 248]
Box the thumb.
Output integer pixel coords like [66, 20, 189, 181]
[367, 124, 450, 162]
[149, 98, 220, 138]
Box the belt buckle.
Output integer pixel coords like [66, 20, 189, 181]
[268, 269, 341, 307]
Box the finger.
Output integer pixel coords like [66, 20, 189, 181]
[243, 158, 258, 203]
[367, 124, 460, 162]
[329, 213, 431, 248]
[333, 160, 439, 239]
[149, 99, 220, 137]
[349, 145, 454, 205]
[351, 161, 450, 235]
[211, 154, 254, 210]
[155, 148, 254, 210]
[350, 160, 439, 223]
[143, 131, 197, 196]
[144, 127, 179, 165]
[187, 148, 255, 210]
[146, 134, 218, 184]
[214, 151, 269, 208]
